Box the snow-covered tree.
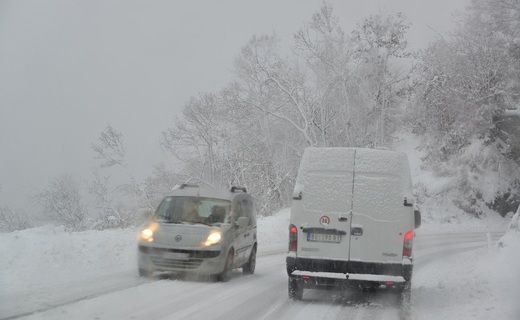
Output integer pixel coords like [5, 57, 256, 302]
[411, 0, 520, 216]
[161, 5, 413, 215]
[37, 175, 87, 231]
[91, 125, 126, 168]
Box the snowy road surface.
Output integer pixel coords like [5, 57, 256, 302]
[2, 231, 505, 320]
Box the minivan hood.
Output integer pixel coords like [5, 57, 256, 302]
[151, 223, 225, 250]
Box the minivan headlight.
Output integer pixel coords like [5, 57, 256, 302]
[140, 228, 154, 242]
[204, 231, 222, 247]
[139, 222, 158, 242]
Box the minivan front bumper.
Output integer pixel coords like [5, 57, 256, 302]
[138, 245, 226, 275]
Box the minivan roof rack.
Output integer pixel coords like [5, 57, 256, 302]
[179, 183, 199, 189]
[230, 186, 247, 193]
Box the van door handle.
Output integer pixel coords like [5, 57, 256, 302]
[338, 217, 348, 222]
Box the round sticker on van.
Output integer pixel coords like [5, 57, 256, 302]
[319, 215, 330, 226]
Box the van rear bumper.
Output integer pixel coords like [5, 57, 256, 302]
[286, 256, 412, 280]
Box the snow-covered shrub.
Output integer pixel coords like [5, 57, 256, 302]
[92, 208, 136, 230]
[0, 206, 31, 232]
[37, 175, 87, 231]
[436, 140, 519, 218]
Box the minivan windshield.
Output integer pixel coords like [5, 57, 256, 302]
[154, 196, 231, 226]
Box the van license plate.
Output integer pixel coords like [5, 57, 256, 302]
[307, 233, 341, 243]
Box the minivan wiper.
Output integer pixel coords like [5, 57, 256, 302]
[156, 218, 185, 224]
[187, 221, 212, 226]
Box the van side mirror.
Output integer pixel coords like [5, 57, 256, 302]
[292, 192, 302, 200]
[235, 216, 249, 229]
[414, 210, 421, 228]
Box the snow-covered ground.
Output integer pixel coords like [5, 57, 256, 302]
[0, 210, 290, 319]
[1, 208, 518, 319]
[0, 225, 139, 319]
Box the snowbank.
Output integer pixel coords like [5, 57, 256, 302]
[472, 209, 520, 318]
[414, 209, 520, 320]
[489, 208, 520, 317]
[0, 225, 138, 300]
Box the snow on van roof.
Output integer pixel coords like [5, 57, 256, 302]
[299, 147, 409, 173]
[294, 147, 413, 204]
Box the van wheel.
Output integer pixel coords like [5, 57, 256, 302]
[218, 250, 234, 282]
[398, 281, 412, 305]
[288, 276, 303, 300]
[242, 245, 257, 275]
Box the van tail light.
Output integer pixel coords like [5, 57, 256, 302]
[403, 229, 414, 257]
[289, 224, 298, 252]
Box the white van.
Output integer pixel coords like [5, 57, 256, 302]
[286, 148, 421, 299]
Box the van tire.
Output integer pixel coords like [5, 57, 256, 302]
[398, 280, 412, 305]
[288, 276, 303, 300]
[218, 250, 234, 282]
[403, 265, 413, 281]
[242, 245, 257, 275]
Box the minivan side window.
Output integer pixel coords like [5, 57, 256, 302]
[241, 197, 255, 226]
[230, 199, 242, 222]
[230, 195, 255, 226]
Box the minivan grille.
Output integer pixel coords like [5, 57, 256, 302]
[150, 256, 204, 269]
[139, 245, 220, 270]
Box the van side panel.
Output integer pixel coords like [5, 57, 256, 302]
[293, 148, 355, 261]
[349, 149, 414, 265]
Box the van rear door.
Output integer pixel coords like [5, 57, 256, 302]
[296, 148, 355, 261]
[349, 149, 413, 265]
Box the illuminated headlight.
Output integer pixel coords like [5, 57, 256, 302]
[203, 231, 222, 247]
[140, 228, 154, 242]
[139, 222, 158, 242]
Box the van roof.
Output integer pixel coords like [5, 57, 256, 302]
[303, 146, 405, 155]
[296, 147, 412, 195]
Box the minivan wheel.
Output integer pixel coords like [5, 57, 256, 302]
[288, 276, 303, 300]
[218, 251, 234, 282]
[242, 245, 257, 275]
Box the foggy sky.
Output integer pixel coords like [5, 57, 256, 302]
[0, 0, 468, 209]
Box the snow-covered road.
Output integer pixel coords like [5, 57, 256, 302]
[3, 231, 504, 320]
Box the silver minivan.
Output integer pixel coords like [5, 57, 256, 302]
[137, 184, 257, 281]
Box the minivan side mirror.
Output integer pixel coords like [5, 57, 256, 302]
[235, 216, 249, 229]
[414, 210, 421, 228]
[292, 191, 302, 200]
